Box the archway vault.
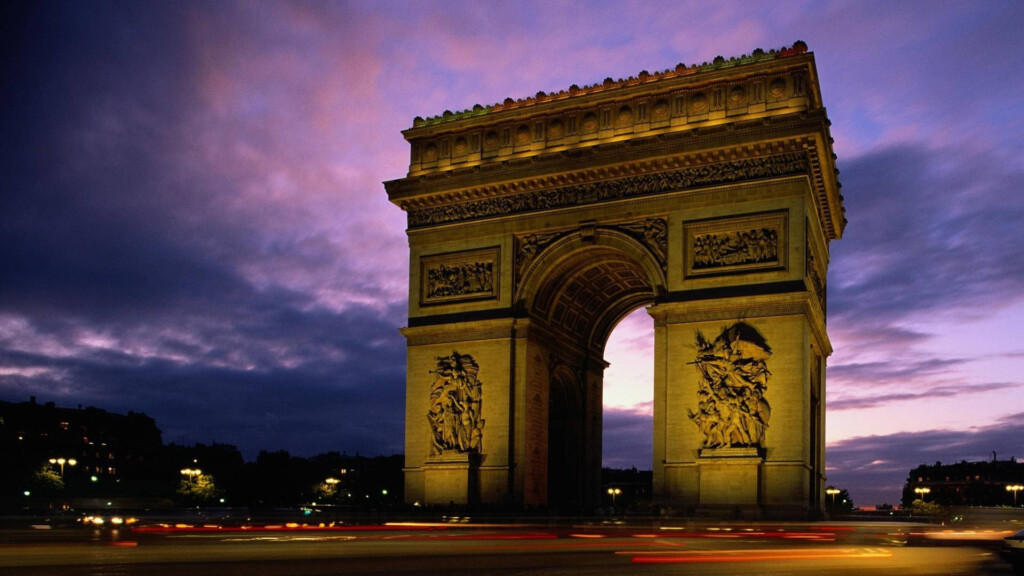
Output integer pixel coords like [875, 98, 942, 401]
[387, 43, 843, 518]
[519, 229, 664, 356]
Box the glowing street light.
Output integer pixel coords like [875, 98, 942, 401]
[180, 468, 202, 485]
[826, 487, 841, 510]
[48, 457, 77, 477]
[607, 487, 622, 507]
[1007, 484, 1024, 507]
[914, 486, 931, 501]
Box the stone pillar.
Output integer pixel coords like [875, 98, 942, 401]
[652, 296, 825, 518]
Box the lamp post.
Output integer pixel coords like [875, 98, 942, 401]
[826, 487, 841, 511]
[1007, 484, 1024, 507]
[180, 468, 202, 485]
[607, 487, 621, 508]
[48, 457, 77, 478]
[914, 486, 931, 501]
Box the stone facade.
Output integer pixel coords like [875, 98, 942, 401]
[385, 42, 843, 517]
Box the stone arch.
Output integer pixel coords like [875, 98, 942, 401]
[514, 230, 664, 509]
[517, 228, 665, 352]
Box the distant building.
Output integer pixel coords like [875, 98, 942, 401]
[0, 397, 164, 502]
[903, 456, 1024, 508]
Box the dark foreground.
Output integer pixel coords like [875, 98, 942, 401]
[0, 520, 1019, 575]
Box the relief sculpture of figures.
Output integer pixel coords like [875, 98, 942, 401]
[688, 322, 772, 449]
[620, 218, 668, 269]
[692, 227, 778, 269]
[426, 261, 493, 298]
[427, 351, 484, 456]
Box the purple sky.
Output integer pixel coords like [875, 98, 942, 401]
[3, 1, 1023, 507]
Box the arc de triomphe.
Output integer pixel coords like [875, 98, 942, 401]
[385, 42, 844, 518]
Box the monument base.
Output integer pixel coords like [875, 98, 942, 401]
[697, 447, 763, 518]
[423, 452, 479, 506]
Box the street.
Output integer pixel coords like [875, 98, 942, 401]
[0, 521, 1017, 575]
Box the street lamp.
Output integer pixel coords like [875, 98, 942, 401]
[48, 457, 77, 477]
[914, 487, 931, 501]
[180, 468, 202, 485]
[826, 487, 841, 510]
[1007, 484, 1024, 507]
[607, 487, 621, 507]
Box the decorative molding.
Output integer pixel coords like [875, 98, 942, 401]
[649, 297, 810, 326]
[427, 352, 485, 457]
[408, 153, 808, 229]
[420, 247, 500, 306]
[688, 322, 772, 449]
[683, 211, 788, 278]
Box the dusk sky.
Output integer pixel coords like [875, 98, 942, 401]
[3, 1, 1022, 507]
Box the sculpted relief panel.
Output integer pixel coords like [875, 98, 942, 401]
[688, 322, 772, 449]
[427, 352, 484, 457]
[693, 228, 778, 269]
[684, 212, 787, 277]
[420, 248, 499, 305]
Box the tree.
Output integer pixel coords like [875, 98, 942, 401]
[177, 473, 219, 503]
[312, 479, 339, 502]
[31, 466, 64, 494]
[909, 498, 944, 518]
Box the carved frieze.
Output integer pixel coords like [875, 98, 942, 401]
[420, 247, 499, 305]
[408, 153, 808, 228]
[688, 322, 772, 449]
[683, 211, 788, 277]
[693, 227, 778, 269]
[427, 351, 484, 457]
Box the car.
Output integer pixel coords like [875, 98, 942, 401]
[1002, 528, 1024, 574]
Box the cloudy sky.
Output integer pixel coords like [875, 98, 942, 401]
[3, 0, 1022, 507]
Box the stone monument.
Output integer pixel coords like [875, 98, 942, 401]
[385, 42, 844, 518]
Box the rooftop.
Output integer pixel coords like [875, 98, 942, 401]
[412, 41, 809, 128]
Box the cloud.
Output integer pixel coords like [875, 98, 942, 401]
[829, 145, 1024, 325]
[827, 412, 1024, 506]
[0, 300, 407, 458]
[829, 382, 1021, 411]
[602, 404, 653, 469]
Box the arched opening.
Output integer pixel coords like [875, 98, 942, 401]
[601, 308, 654, 510]
[519, 233, 662, 510]
[602, 309, 654, 466]
[548, 366, 583, 507]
